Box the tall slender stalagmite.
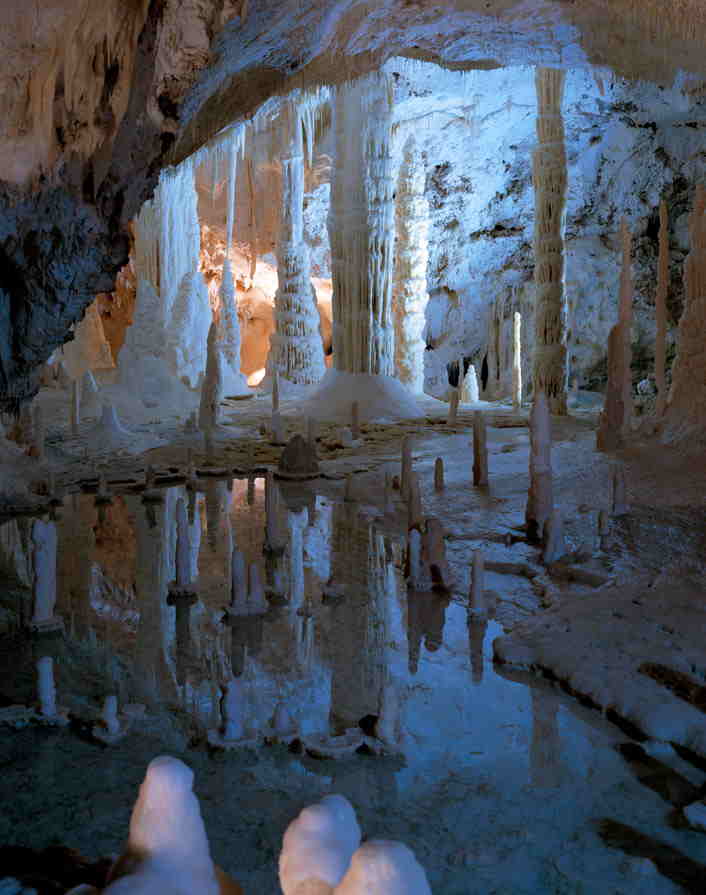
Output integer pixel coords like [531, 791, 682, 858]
[393, 137, 429, 393]
[532, 68, 568, 415]
[597, 218, 633, 451]
[268, 100, 326, 386]
[663, 185, 706, 437]
[655, 201, 669, 417]
[329, 73, 395, 375]
[512, 311, 522, 410]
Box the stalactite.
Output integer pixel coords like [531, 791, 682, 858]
[655, 201, 669, 417]
[393, 137, 429, 393]
[597, 218, 633, 452]
[329, 73, 396, 375]
[267, 99, 326, 387]
[532, 68, 568, 415]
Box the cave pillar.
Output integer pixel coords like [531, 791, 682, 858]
[266, 101, 326, 388]
[330, 74, 396, 376]
[532, 68, 569, 415]
[392, 137, 430, 393]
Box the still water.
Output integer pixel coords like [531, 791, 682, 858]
[0, 476, 703, 893]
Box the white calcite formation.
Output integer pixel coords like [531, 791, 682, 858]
[167, 271, 211, 390]
[30, 519, 61, 632]
[104, 756, 225, 895]
[512, 311, 523, 409]
[597, 218, 634, 451]
[393, 138, 429, 393]
[279, 795, 361, 895]
[526, 391, 554, 543]
[532, 68, 569, 415]
[335, 841, 431, 895]
[199, 321, 224, 432]
[460, 363, 479, 403]
[268, 99, 326, 387]
[216, 260, 250, 396]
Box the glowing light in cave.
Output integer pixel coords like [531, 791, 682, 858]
[248, 368, 266, 386]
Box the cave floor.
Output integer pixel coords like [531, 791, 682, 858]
[0, 387, 705, 892]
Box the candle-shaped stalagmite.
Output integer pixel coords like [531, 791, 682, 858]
[472, 412, 488, 487]
[469, 549, 485, 615]
[461, 363, 479, 403]
[655, 200, 669, 418]
[434, 457, 444, 491]
[448, 388, 460, 425]
[400, 435, 413, 501]
[512, 311, 522, 410]
[526, 391, 554, 543]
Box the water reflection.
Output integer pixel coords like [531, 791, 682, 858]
[0, 474, 690, 894]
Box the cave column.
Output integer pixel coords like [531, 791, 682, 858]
[392, 137, 430, 394]
[532, 68, 569, 415]
[267, 100, 326, 387]
[330, 74, 396, 376]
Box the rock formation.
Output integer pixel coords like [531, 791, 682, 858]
[267, 98, 326, 387]
[532, 68, 568, 415]
[655, 201, 669, 418]
[526, 391, 554, 542]
[393, 138, 429, 393]
[597, 218, 633, 452]
[199, 321, 224, 432]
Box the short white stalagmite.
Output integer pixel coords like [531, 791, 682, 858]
[472, 412, 488, 487]
[512, 311, 523, 410]
[393, 137, 429, 393]
[434, 457, 444, 491]
[268, 99, 326, 386]
[469, 549, 485, 615]
[532, 68, 569, 415]
[597, 218, 634, 451]
[461, 363, 479, 403]
[279, 795, 361, 895]
[655, 201, 669, 418]
[199, 321, 224, 432]
[526, 391, 554, 543]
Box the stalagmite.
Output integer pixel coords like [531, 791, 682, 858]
[336, 841, 432, 895]
[532, 68, 569, 415]
[216, 261, 249, 396]
[526, 391, 554, 543]
[393, 137, 429, 393]
[664, 186, 706, 439]
[268, 100, 326, 387]
[279, 795, 361, 895]
[598, 509, 610, 537]
[400, 436, 413, 501]
[597, 218, 634, 451]
[461, 364, 479, 403]
[344, 474, 355, 503]
[469, 549, 485, 615]
[199, 321, 224, 432]
[71, 380, 80, 434]
[351, 401, 360, 441]
[174, 498, 192, 591]
[272, 369, 280, 413]
[655, 201, 669, 417]
[434, 457, 444, 491]
[472, 412, 488, 487]
[30, 519, 62, 632]
[407, 472, 423, 530]
[307, 416, 317, 447]
[542, 509, 566, 564]
[512, 311, 523, 409]
[104, 755, 236, 894]
[271, 411, 285, 446]
[448, 388, 460, 425]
